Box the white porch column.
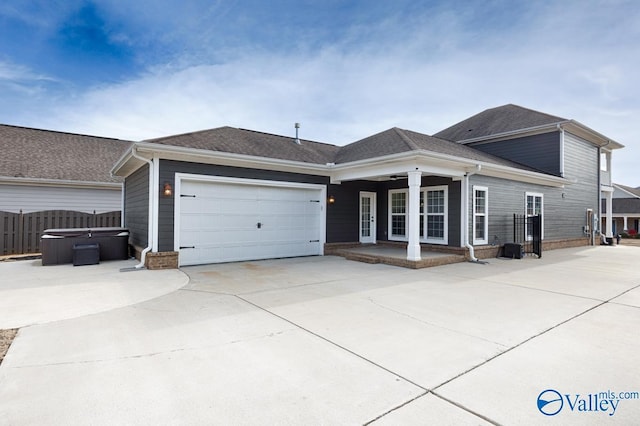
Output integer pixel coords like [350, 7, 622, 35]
[407, 170, 422, 261]
[623, 216, 628, 231]
[605, 190, 613, 238]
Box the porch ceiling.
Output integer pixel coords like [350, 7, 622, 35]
[329, 154, 468, 183]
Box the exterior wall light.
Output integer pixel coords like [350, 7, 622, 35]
[163, 182, 173, 197]
[328, 195, 335, 204]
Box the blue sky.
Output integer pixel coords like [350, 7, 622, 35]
[1, 0, 638, 184]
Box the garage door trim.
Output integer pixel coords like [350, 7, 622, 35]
[173, 173, 327, 265]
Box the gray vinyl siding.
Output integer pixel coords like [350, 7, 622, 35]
[470, 132, 561, 176]
[124, 164, 149, 248]
[0, 184, 121, 214]
[562, 131, 600, 225]
[158, 160, 330, 252]
[468, 134, 598, 244]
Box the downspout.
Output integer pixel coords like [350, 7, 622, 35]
[600, 139, 613, 240]
[463, 164, 482, 262]
[131, 146, 154, 269]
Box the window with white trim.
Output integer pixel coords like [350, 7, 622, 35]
[390, 190, 406, 238]
[525, 192, 544, 240]
[425, 186, 447, 243]
[388, 186, 448, 244]
[473, 186, 488, 244]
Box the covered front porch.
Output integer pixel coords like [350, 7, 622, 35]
[327, 153, 479, 264]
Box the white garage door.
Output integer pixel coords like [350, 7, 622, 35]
[177, 177, 324, 266]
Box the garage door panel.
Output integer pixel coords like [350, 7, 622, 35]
[178, 179, 323, 266]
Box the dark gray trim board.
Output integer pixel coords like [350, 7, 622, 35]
[468, 131, 561, 176]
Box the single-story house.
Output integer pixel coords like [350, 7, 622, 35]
[605, 183, 640, 234]
[110, 104, 623, 268]
[0, 124, 132, 215]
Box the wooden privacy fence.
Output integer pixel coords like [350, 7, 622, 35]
[0, 210, 121, 255]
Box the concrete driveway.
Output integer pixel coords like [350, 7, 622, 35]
[1, 246, 639, 425]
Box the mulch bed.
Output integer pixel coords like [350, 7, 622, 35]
[0, 329, 18, 365]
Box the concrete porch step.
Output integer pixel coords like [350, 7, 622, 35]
[334, 249, 466, 269]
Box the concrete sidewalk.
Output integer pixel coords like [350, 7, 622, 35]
[1, 246, 639, 424]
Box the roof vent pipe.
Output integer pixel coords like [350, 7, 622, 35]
[294, 122, 301, 144]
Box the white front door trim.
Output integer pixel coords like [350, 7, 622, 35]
[359, 191, 377, 244]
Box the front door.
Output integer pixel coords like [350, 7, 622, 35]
[359, 192, 376, 244]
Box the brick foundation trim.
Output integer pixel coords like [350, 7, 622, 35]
[541, 237, 591, 251]
[145, 251, 179, 269]
[474, 237, 590, 259]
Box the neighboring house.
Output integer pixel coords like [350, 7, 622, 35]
[0, 124, 132, 215]
[111, 104, 624, 268]
[605, 183, 640, 234]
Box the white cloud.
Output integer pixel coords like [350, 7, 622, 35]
[12, 1, 640, 185]
[0, 61, 52, 82]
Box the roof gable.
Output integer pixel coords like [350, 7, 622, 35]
[334, 128, 416, 163]
[434, 104, 567, 142]
[0, 124, 132, 184]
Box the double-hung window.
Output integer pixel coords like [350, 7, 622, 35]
[390, 190, 407, 238]
[473, 186, 488, 244]
[388, 186, 448, 244]
[424, 186, 447, 244]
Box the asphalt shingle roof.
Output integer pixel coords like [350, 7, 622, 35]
[0, 124, 132, 183]
[335, 127, 536, 170]
[611, 198, 640, 213]
[145, 127, 339, 165]
[147, 126, 536, 172]
[434, 104, 567, 142]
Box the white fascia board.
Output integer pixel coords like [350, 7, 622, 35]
[110, 147, 147, 178]
[457, 120, 624, 150]
[601, 185, 615, 192]
[330, 150, 569, 187]
[330, 155, 464, 183]
[564, 121, 624, 149]
[133, 142, 333, 177]
[0, 176, 122, 190]
[479, 166, 568, 188]
[456, 122, 569, 145]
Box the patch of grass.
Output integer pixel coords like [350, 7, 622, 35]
[0, 329, 18, 365]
